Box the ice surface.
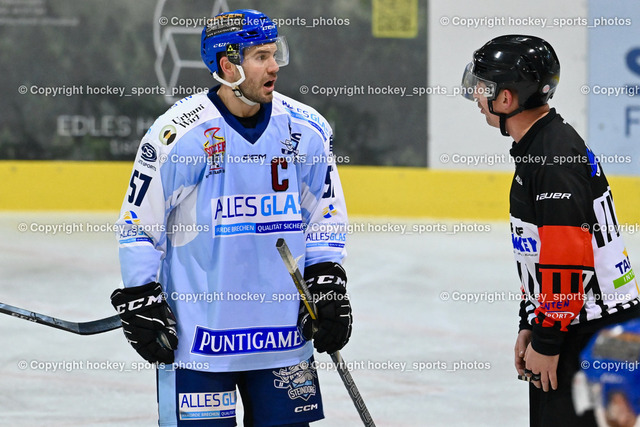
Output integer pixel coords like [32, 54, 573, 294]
[2, 213, 637, 426]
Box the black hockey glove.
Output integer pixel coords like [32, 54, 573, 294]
[298, 262, 352, 354]
[111, 282, 178, 364]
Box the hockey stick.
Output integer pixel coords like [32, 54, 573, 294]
[276, 238, 376, 427]
[0, 302, 122, 335]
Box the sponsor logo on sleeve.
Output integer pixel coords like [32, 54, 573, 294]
[305, 231, 346, 249]
[281, 100, 330, 140]
[123, 211, 140, 224]
[172, 104, 205, 128]
[140, 143, 157, 162]
[117, 226, 153, 245]
[322, 204, 337, 219]
[138, 143, 158, 171]
[614, 249, 637, 290]
[118, 211, 154, 245]
[510, 223, 539, 255]
[159, 125, 177, 145]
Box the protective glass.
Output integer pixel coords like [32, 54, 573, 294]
[273, 36, 289, 66]
[460, 62, 497, 101]
[239, 36, 289, 67]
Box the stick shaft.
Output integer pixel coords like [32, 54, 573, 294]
[275, 238, 376, 427]
[276, 240, 318, 321]
[330, 352, 375, 425]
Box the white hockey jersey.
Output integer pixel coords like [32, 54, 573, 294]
[117, 87, 348, 372]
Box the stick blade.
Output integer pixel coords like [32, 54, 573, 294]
[0, 302, 122, 335]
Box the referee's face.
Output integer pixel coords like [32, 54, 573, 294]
[476, 86, 500, 129]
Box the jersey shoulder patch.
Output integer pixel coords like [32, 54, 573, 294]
[147, 92, 219, 148]
[273, 92, 332, 144]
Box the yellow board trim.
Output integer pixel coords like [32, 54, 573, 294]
[1, 162, 639, 224]
[0, 161, 131, 211]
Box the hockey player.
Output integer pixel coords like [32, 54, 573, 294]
[461, 35, 640, 426]
[578, 318, 640, 427]
[110, 9, 351, 426]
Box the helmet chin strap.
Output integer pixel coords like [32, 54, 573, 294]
[212, 65, 257, 107]
[488, 100, 523, 137]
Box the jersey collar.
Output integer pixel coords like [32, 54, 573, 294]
[510, 108, 557, 159]
[207, 86, 272, 144]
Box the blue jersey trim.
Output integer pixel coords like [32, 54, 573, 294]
[207, 86, 272, 144]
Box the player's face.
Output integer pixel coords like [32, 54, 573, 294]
[475, 84, 500, 128]
[238, 43, 279, 104]
[604, 392, 637, 427]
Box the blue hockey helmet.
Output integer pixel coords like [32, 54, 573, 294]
[201, 9, 289, 75]
[579, 318, 640, 425]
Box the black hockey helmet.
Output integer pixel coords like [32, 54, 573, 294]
[461, 35, 560, 136]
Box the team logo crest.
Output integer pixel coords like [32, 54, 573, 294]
[273, 360, 317, 401]
[281, 122, 302, 157]
[204, 127, 226, 176]
[280, 133, 301, 156]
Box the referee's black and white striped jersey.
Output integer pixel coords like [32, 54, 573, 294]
[509, 108, 639, 355]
